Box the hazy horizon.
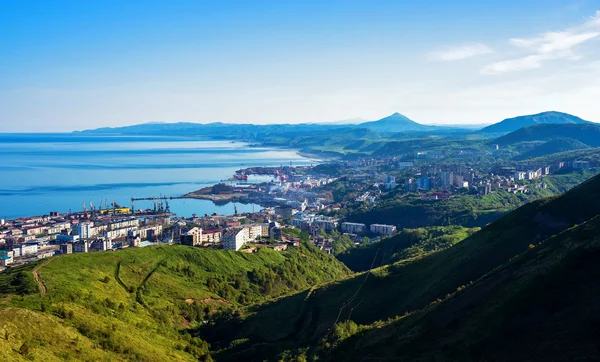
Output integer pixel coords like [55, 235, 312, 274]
[2, 1, 600, 132]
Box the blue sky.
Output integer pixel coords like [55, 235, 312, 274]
[1, 0, 599, 131]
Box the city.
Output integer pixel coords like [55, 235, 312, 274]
[1, 151, 594, 270]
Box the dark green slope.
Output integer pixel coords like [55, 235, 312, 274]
[495, 123, 600, 146]
[514, 137, 590, 160]
[211, 174, 600, 361]
[329, 214, 600, 361]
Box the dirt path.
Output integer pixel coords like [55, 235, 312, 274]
[32, 257, 57, 296]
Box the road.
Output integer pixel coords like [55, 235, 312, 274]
[31, 257, 57, 296]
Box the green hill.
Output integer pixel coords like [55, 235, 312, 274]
[481, 111, 590, 134]
[495, 123, 600, 147]
[516, 147, 600, 165]
[514, 137, 590, 160]
[327, 213, 600, 361]
[337, 225, 478, 272]
[0, 241, 350, 361]
[208, 174, 600, 361]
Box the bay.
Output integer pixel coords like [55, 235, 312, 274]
[0, 134, 317, 219]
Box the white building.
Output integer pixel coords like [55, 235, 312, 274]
[514, 171, 526, 181]
[370, 224, 397, 236]
[223, 228, 250, 251]
[313, 218, 338, 231]
[247, 225, 263, 240]
[77, 222, 96, 238]
[104, 226, 138, 239]
[341, 222, 366, 234]
[20, 242, 39, 256]
[385, 175, 397, 190]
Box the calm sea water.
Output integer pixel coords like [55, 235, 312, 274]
[0, 134, 317, 219]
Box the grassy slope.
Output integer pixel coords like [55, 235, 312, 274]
[212, 174, 600, 361]
[0, 242, 350, 361]
[329, 214, 600, 361]
[336, 225, 478, 272]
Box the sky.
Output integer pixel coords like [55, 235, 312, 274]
[1, 0, 600, 132]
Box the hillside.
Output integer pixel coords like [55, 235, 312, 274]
[481, 111, 590, 134]
[208, 174, 600, 361]
[0, 241, 349, 361]
[514, 137, 590, 160]
[517, 147, 600, 165]
[327, 213, 600, 361]
[495, 123, 600, 147]
[337, 225, 479, 272]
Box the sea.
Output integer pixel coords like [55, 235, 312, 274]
[0, 134, 318, 220]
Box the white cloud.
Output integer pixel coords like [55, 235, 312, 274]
[481, 55, 545, 75]
[510, 31, 599, 53]
[481, 11, 600, 75]
[430, 44, 494, 61]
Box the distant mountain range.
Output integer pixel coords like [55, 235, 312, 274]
[80, 112, 476, 136]
[480, 111, 590, 134]
[79, 110, 596, 139]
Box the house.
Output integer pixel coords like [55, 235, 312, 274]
[0, 250, 13, 266]
[60, 243, 73, 254]
[268, 243, 288, 251]
[200, 229, 222, 244]
[180, 227, 202, 246]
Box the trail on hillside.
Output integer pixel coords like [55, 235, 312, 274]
[32, 257, 57, 296]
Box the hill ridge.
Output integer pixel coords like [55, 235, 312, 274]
[481, 111, 590, 134]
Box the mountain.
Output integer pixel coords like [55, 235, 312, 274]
[358, 113, 435, 132]
[514, 137, 590, 160]
[494, 123, 600, 147]
[328, 213, 600, 361]
[205, 174, 600, 361]
[481, 111, 590, 134]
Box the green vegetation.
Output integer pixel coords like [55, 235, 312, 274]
[346, 190, 540, 229]
[337, 225, 479, 272]
[341, 169, 596, 231]
[514, 137, 590, 160]
[495, 123, 600, 146]
[206, 174, 600, 361]
[0, 242, 349, 361]
[517, 147, 600, 164]
[325, 213, 600, 361]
